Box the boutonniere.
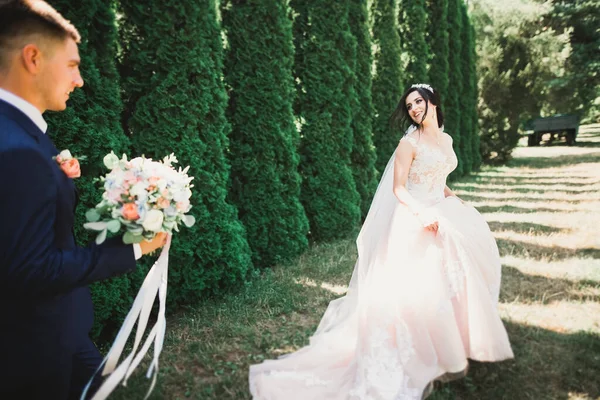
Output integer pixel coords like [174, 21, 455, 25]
[53, 149, 86, 179]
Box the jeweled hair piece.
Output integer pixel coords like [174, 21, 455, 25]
[411, 83, 434, 93]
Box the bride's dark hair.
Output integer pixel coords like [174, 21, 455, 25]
[389, 85, 444, 134]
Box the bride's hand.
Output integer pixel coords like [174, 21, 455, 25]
[425, 220, 439, 232]
[414, 209, 439, 233]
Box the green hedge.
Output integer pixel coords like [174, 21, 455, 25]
[398, 0, 430, 84]
[371, 0, 404, 173]
[445, 0, 465, 178]
[349, 0, 378, 218]
[469, 20, 482, 170]
[457, 1, 473, 174]
[118, 0, 253, 306]
[292, 0, 361, 241]
[222, 0, 309, 267]
[426, 0, 450, 113]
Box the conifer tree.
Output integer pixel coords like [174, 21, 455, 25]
[349, 0, 378, 218]
[426, 0, 450, 108]
[118, 0, 253, 304]
[222, 0, 309, 267]
[398, 0, 430, 84]
[371, 0, 404, 174]
[445, 0, 465, 178]
[291, 0, 361, 241]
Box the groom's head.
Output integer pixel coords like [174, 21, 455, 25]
[0, 0, 84, 113]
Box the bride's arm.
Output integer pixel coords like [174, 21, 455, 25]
[393, 141, 438, 231]
[444, 185, 464, 203]
[392, 140, 422, 213]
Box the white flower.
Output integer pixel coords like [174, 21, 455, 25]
[130, 157, 145, 168]
[59, 149, 73, 160]
[156, 178, 168, 191]
[130, 182, 148, 201]
[142, 209, 164, 232]
[103, 152, 119, 170]
[173, 188, 192, 202]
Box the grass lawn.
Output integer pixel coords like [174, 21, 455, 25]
[110, 124, 600, 400]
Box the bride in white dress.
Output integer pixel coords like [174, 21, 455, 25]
[249, 84, 514, 399]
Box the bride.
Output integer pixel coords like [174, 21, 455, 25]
[249, 84, 514, 399]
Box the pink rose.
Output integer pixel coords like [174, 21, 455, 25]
[176, 200, 190, 212]
[60, 159, 81, 178]
[121, 203, 140, 221]
[157, 197, 170, 209]
[107, 189, 123, 203]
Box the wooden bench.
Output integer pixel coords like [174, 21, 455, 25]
[525, 115, 580, 146]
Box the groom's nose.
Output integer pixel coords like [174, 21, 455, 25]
[73, 70, 84, 88]
[74, 74, 84, 88]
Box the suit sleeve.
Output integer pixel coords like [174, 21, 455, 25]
[0, 148, 136, 299]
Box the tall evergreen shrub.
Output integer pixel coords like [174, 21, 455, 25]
[371, 0, 404, 174]
[426, 0, 450, 102]
[398, 0, 430, 84]
[349, 0, 378, 218]
[291, 0, 361, 241]
[469, 23, 482, 170]
[118, 0, 253, 305]
[222, 0, 309, 267]
[458, 1, 473, 174]
[445, 0, 464, 178]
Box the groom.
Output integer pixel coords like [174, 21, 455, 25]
[0, 1, 166, 399]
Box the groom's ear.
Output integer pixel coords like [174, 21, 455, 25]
[21, 43, 44, 75]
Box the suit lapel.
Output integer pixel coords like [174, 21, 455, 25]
[0, 99, 77, 210]
[39, 126, 78, 212]
[0, 100, 45, 143]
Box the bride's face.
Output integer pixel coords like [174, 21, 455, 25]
[405, 91, 435, 125]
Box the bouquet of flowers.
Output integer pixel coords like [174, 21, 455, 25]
[83, 152, 195, 244]
[81, 152, 195, 400]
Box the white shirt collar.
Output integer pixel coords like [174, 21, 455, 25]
[0, 87, 48, 134]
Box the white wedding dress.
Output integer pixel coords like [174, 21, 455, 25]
[249, 130, 514, 399]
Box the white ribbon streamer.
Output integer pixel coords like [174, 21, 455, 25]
[81, 235, 172, 400]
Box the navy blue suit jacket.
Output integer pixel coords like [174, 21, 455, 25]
[0, 99, 136, 384]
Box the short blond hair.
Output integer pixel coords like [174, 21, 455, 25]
[0, 0, 81, 70]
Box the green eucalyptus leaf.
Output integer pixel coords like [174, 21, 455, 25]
[84, 221, 108, 231]
[182, 214, 196, 228]
[86, 209, 101, 222]
[123, 231, 144, 244]
[96, 229, 107, 245]
[106, 220, 121, 233]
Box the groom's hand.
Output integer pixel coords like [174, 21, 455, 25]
[139, 232, 168, 256]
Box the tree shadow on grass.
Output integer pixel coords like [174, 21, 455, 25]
[461, 194, 590, 205]
[500, 265, 600, 304]
[496, 238, 600, 261]
[573, 140, 600, 149]
[456, 183, 596, 195]
[430, 322, 600, 400]
[487, 221, 570, 236]
[461, 176, 600, 187]
[506, 152, 600, 169]
[476, 205, 571, 214]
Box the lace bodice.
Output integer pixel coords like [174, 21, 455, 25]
[401, 133, 458, 207]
